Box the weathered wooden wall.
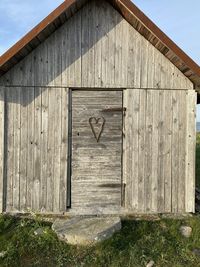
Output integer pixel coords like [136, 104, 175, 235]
[0, 0, 196, 214]
[124, 89, 196, 214]
[3, 87, 68, 213]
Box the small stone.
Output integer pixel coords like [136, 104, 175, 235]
[146, 260, 155, 267]
[0, 251, 7, 258]
[193, 248, 200, 257]
[34, 228, 44, 236]
[179, 226, 192, 238]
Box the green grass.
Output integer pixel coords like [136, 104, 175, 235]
[0, 136, 199, 267]
[196, 133, 200, 188]
[1, 215, 200, 267]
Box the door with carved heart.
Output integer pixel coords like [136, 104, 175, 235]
[71, 90, 123, 213]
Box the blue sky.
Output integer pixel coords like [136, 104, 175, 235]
[0, 0, 200, 120]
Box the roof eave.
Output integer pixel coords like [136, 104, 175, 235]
[0, 0, 200, 87]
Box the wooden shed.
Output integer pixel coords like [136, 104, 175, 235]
[0, 0, 199, 215]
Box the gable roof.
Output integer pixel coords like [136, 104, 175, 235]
[0, 0, 200, 88]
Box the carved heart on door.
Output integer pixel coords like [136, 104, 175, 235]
[89, 117, 105, 142]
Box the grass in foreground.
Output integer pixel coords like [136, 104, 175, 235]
[0, 215, 200, 267]
[0, 135, 199, 267]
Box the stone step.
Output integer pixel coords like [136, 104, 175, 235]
[52, 216, 121, 245]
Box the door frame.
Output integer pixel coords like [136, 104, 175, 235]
[67, 88, 126, 212]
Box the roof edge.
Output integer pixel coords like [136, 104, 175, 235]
[118, 0, 200, 77]
[0, 0, 200, 85]
[0, 0, 76, 67]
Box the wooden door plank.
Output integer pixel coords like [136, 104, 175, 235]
[71, 90, 122, 213]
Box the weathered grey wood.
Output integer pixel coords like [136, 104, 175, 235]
[163, 90, 172, 212]
[144, 90, 153, 213]
[40, 87, 49, 212]
[94, 1, 102, 88]
[81, 2, 89, 88]
[19, 88, 28, 211]
[178, 90, 187, 212]
[0, 0, 196, 216]
[53, 87, 62, 212]
[151, 90, 159, 212]
[46, 87, 55, 211]
[33, 87, 41, 211]
[185, 90, 196, 212]
[0, 87, 4, 213]
[6, 87, 14, 211]
[3, 87, 69, 213]
[26, 87, 35, 211]
[60, 88, 68, 212]
[71, 90, 122, 213]
[12, 88, 21, 212]
[171, 90, 179, 213]
[124, 88, 192, 214]
[125, 89, 140, 211]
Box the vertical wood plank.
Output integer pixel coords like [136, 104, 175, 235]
[54, 30, 62, 86]
[134, 31, 141, 88]
[138, 89, 146, 212]
[46, 87, 55, 212]
[107, 3, 116, 87]
[171, 90, 179, 213]
[40, 87, 49, 212]
[125, 89, 139, 211]
[163, 90, 172, 212]
[0, 87, 4, 213]
[157, 90, 165, 212]
[127, 24, 135, 87]
[114, 20, 123, 87]
[12, 87, 21, 211]
[144, 90, 153, 212]
[53, 88, 62, 212]
[60, 88, 69, 212]
[122, 89, 127, 207]
[185, 90, 196, 212]
[94, 1, 102, 88]
[121, 19, 129, 87]
[19, 88, 28, 210]
[61, 17, 69, 87]
[87, 2, 95, 87]
[74, 10, 82, 87]
[178, 90, 187, 212]
[26, 88, 35, 210]
[151, 90, 159, 212]
[81, 2, 89, 87]
[6, 87, 14, 211]
[101, 1, 109, 87]
[140, 38, 149, 88]
[33, 87, 41, 211]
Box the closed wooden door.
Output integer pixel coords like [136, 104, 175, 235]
[71, 90, 123, 213]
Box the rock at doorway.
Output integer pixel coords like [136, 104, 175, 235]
[52, 216, 121, 245]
